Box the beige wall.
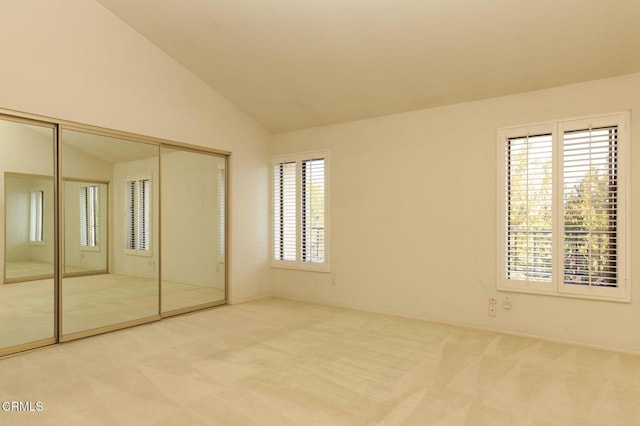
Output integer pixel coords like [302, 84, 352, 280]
[272, 72, 640, 353]
[0, 0, 271, 303]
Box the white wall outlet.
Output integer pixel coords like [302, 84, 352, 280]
[488, 296, 497, 317]
[330, 275, 336, 286]
[503, 295, 512, 310]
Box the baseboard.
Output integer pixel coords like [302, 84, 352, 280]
[271, 293, 640, 356]
[229, 292, 272, 305]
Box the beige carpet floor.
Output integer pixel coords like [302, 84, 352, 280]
[0, 297, 638, 425]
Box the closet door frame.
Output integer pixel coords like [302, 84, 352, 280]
[0, 107, 230, 356]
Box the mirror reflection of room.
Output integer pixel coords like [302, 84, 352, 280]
[60, 129, 160, 337]
[0, 118, 55, 352]
[161, 148, 226, 314]
[5, 174, 54, 282]
[0, 114, 228, 357]
[64, 179, 108, 276]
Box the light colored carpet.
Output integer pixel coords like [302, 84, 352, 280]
[0, 297, 638, 425]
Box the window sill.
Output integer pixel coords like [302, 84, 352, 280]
[124, 249, 153, 258]
[80, 246, 101, 253]
[271, 262, 330, 273]
[498, 282, 630, 303]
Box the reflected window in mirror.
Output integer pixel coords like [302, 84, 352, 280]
[125, 178, 151, 253]
[80, 185, 99, 249]
[29, 190, 44, 244]
[217, 165, 225, 262]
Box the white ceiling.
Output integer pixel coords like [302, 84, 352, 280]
[97, 0, 640, 133]
[62, 130, 159, 164]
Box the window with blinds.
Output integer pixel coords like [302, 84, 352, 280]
[506, 133, 553, 283]
[563, 126, 618, 288]
[273, 161, 297, 262]
[301, 158, 325, 263]
[272, 151, 329, 270]
[125, 178, 151, 252]
[218, 165, 226, 261]
[80, 185, 99, 247]
[498, 113, 628, 301]
[29, 190, 44, 243]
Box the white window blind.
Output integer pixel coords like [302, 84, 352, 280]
[505, 133, 553, 283]
[272, 151, 329, 270]
[273, 161, 297, 261]
[125, 179, 151, 252]
[140, 179, 150, 251]
[80, 185, 99, 247]
[301, 158, 325, 264]
[563, 126, 618, 288]
[30, 190, 44, 243]
[498, 113, 628, 301]
[126, 180, 136, 250]
[217, 165, 226, 260]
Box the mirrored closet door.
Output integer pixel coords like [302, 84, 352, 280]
[59, 128, 160, 340]
[161, 147, 226, 315]
[0, 109, 228, 356]
[0, 117, 56, 356]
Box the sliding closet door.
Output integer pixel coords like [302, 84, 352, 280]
[0, 117, 56, 356]
[161, 147, 226, 315]
[59, 128, 160, 340]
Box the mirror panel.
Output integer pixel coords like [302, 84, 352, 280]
[0, 118, 55, 353]
[60, 128, 160, 338]
[161, 147, 226, 314]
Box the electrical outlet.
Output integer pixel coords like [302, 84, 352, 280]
[503, 295, 512, 310]
[330, 275, 336, 286]
[488, 296, 497, 317]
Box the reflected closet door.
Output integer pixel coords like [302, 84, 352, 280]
[161, 147, 226, 316]
[0, 117, 56, 356]
[59, 128, 160, 340]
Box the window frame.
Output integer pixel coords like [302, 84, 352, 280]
[497, 112, 630, 302]
[271, 150, 330, 272]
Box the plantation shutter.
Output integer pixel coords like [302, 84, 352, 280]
[30, 190, 44, 242]
[89, 185, 99, 246]
[563, 126, 618, 287]
[80, 185, 99, 247]
[273, 161, 297, 261]
[125, 181, 136, 249]
[505, 133, 553, 282]
[80, 187, 88, 246]
[218, 166, 225, 259]
[301, 158, 325, 263]
[139, 179, 151, 251]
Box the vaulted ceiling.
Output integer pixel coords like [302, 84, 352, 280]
[97, 0, 640, 133]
